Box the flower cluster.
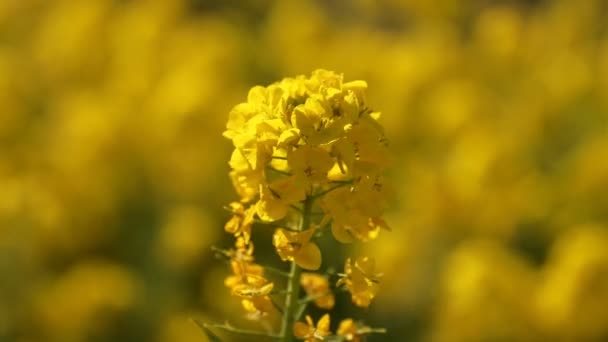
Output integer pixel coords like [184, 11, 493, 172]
[223, 237, 275, 319]
[224, 69, 390, 248]
[215, 70, 390, 340]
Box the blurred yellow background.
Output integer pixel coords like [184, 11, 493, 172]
[1, 0, 608, 341]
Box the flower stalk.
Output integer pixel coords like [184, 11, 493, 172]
[209, 69, 390, 341]
[280, 195, 312, 341]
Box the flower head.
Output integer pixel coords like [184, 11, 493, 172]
[321, 176, 390, 243]
[293, 314, 331, 342]
[337, 257, 383, 307]
[221, 69, 389, 333]
[225, 260, 275, 318]
[273, 227, 321, 270]
[300, 273, 335, 310]
[224, 202, 255, 242]
[337, 319, 379, 342]
[224, 69, 389, 223]
[255, 177, 306, 222]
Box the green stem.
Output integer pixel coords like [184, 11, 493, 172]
[280, 196, 313, 342]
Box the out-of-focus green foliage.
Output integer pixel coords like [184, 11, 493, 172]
[0, 0, 607, 341]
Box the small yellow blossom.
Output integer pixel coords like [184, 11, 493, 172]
[293, 314, 331, 342]
[288, 145, 334, 193]
[241, 296, 275, 320]
[255, 177, 307, 222]
[273, 227, 322, 270]
[229, 168, 263, 203]
[224, 202, 255, 241]
[225, 260, 275, 317]
[337, 319, 374, 342]
[223, 238, 276, 318]
[231, 236, 255, 262]
[223, 260, 265, 290]
[337, 257, 382, 307]
[346, 119, 390, 175]
[256, 184, 290, 222]
[300, 273, 335, 310]
[321, 177, 390, 243]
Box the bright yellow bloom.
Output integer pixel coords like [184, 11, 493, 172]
[291, 96, 345, 146]
[287, 145, 334, 193]
[273, 227, 321, 270]
[256, 184, 290, 222]
[337, 319, 374, 342]
[300, 273, 335, 310]
[321, 176, 390, 243]
[346, 119, 390, 176]
[222, 68, 390, 325]
[224, 69, 389, 222]
[337, 257, 382, 307]
[224, 202, 255, 241]
[293, 314, 331, 342]
[222, 238, 276, 318]
[225, 236, 255, 263]
[223, 260, 265, 291]
[228, 168, 263, 203]
[241, 296, 275, 320]
[255, 177, 307, 222]
[225, 259, 275, 317]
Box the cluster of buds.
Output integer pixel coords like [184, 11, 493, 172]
[207, 70, 390, 341]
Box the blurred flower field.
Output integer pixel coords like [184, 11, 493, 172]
[1, 0, 608, 341]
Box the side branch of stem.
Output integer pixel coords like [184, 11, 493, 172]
[193, 319, 281, 339]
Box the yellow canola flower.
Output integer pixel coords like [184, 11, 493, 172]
[273, 227, 322, 270]
[337, 319, 375, 342]
[229, 168, 264, 203]
[293, 314, 331, 342]
[536, 226, 608, 339]
[224, 69, 388, 210]
[224, 202, 255, 241]
[224, 239, 264, 290]
[291, 96, 345, 146]
[337, 257, 382, 308]
[223, 238, 276, 318]
[222, 68, 390, 325]
[321, 176, 390, 243]
[287, 145, 334, 193]
[346, 120, 390, 175]
[225, 261, 275, 318]
[256, 176, 307, 222]
[300, 272, 335, 310]
[223, 260, 265, 290]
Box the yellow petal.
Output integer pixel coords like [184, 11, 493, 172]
[295, 242, 322, 270]
[317, 314, 331, 335]
[269, 177, 306, 204]
[337, 318, 357, 337]
[293, 321, 311, 338]
[256, 186, 289, 222]
[355, 257, 376, 275]
[278, 128, 300, 147]
[316, 294, 335, 310]
[241, 299, 257, 312]
[247, 86, 267, 104]
[332, 223, 356, 243]
[224, 275, 239, 289]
